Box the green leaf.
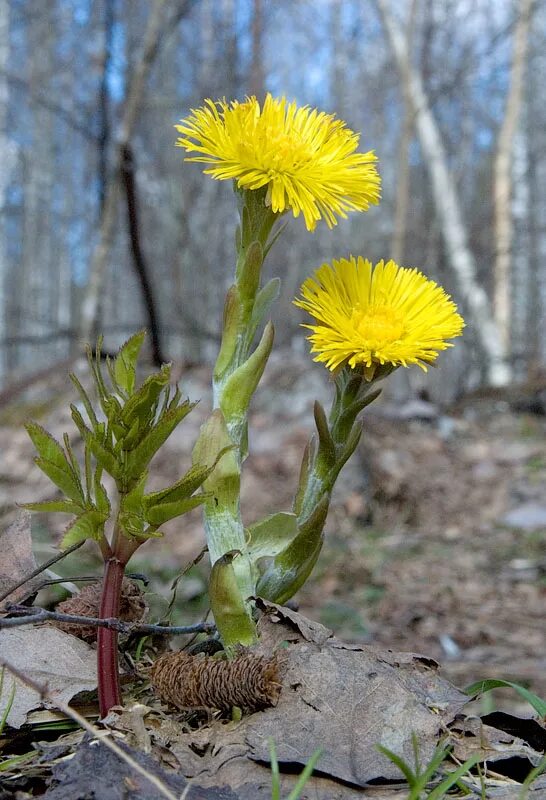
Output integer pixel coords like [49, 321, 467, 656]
[25, 423, 71, 474]
[192, 410, 240, 513]
[60, 509, 108, 548]
[247, 277, 281, 345]
[34, 458, 84, 504]
[114, 330, 146, 395]
[93, 469, 111, 516]
[120, 367, 171, 428]
[257, 495, 329, 604]
[238, 240, 263, 303]
[247, 512, 299, 561]
[145, 495, 207, 526]
[214, 286, 242, 379]
[126, 401, 196, 479]
[20, 499, 84, 514]
[293, 438, 316, 517]
[143, 465, 209, 509]
[82, 431, 123, 482]
[220, 321, 274, 421]
[209, 551, 257, 653]
[69, 373, 100, 430]
[314, 401, 336, 468]
[327, 421, 363, 488]
[465, 679, 546, 718]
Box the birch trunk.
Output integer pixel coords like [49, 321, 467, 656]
[493, 0, 533, 357]
[79, 0, 168, 344]
[375, 0, 510, 386]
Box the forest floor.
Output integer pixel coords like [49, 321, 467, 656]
[0, 353, 545, 796]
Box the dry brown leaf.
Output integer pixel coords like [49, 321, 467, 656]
[168, 603, 468, 797]
[0, 511, 42, 611]
[0, 625, 96, 728]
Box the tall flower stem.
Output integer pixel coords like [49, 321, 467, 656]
[196, 188, 280, 648]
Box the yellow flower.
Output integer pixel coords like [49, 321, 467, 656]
[175, 94, 381, 232]
[294, 257, 464, 376]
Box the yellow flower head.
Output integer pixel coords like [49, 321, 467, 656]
[175, 94, 381, 232]
[295, 257, 464, 376]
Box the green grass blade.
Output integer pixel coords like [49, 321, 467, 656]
[376, 744, 417, 786]
[426, 753, 482, 799]
[466, 679, 546, 718]
[285, 749, 322, 800]
[269, 739, 281, 800]
[518, 754, 546, 800]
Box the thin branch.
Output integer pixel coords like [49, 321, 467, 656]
[0, 605, 215, 637]
[0, 541, 85, 605]
[0, 657, 179, 800]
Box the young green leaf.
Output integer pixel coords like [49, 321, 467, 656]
[209, 551, 257, 653]
[34, 458, 85, 504]
[25, 423, 72, 475]
[126, 401, 196, 479]
[120, 367, 171, 429]
[20, 499, 85, 515]
[60, 509, 108, 548]
[114, 330, 146, 395]
[144, 494, 207, 526]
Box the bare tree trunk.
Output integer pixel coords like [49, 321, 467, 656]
[375, 0, 510, 386]
[0, 1, 14, 384]
[391, 0, 418, 266]
[120, 144, 165, 366]
[249, 0, 264, 97]
[493, 0, 533, 357]
[79, 0, 168, 345]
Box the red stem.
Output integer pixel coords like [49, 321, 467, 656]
[97, 557, 125, 717]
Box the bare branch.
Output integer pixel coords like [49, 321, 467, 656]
[0, 541, 85, 606]
[0, 605, 214, 637]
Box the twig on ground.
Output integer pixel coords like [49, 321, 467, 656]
[0, 656, 180, 800]
[0, 540, 85, 605]
[0, 605, 215, 637]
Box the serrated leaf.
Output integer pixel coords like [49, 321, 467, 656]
[20, 499, 84, 515]
[68, 373, 99, 430]
[93, 470, 110, 516]
[126, 401, 195, 479]
[120, 367, 170, 429]
[145, 495, 207, 526]
[82, 432, 123, 482]
[34, 458, 84, 504]
[142, 448, 232, 509]
[25, 424, 71, 475]
[60, 510, 108, 548]
[114, 330, 146, 394]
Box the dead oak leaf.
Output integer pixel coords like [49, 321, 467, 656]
[0, 511, 43, 611]
[0, 625, 97, 728]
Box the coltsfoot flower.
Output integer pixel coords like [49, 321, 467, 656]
[295, 257, 464, 377]
[175, 94, 381, 231]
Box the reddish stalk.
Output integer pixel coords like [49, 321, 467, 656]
[97, 556, 126, 716]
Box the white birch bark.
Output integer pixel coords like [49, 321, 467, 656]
[375, 0, 511, 386]
[493, 0, 533, 357]
[79, 0, 168, 344]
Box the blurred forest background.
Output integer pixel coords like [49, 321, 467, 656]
[1, 0, 545, 400]
[0, 0, 545, 708]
